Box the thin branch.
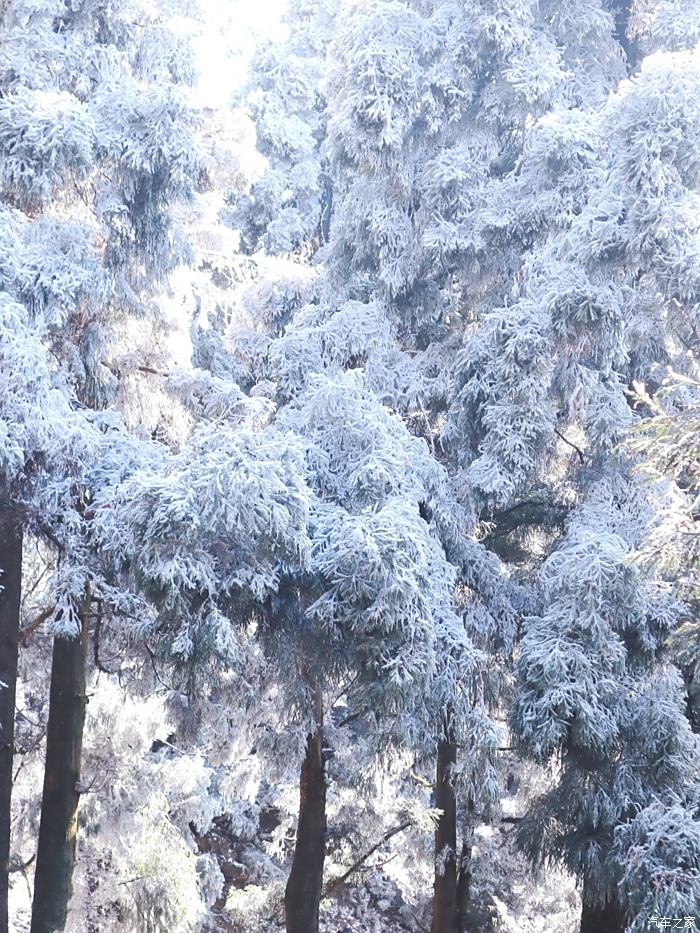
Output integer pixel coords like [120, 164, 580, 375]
[136, 365, 169, 378]
[93, 600, 112, 674]
[330, 672, 360, 710]
[484, 500, 570, 539]
[554, 428, 585, 464]
[489, 499, 551, 519]
[9, 854, 35, 874]
[16, 708, 41, 728]
[21, 564, 50, 603]
[410, 770, 434, 789]
[365, 852, 398, 872]
[118, 875, 146, 886]
[19, 606, 55, 646]
[39, 523, 65, 553]
[144, 640, 174, 691]
[100, 360, 170, 379]
[323, 820, 413, 897]
[337, 709, 365, 729]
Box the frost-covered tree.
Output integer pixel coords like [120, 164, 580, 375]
[513, 478, 698, 932]
[317, 4, 622, 928]
[0, 0, 204, 928]
[614, 792, 700, 929]
[325, 0, 624, 328]
[232, 0, 340, 257]
[222, 4, 700, 930]
[262, 370, 482, 933]
[235, 253, 518, 931]
[451, 25, 700, 933]
[617, 41, 700, 734]
[625, 380, 700, 732]
[6, 2, 700, 932]
[0, 281, 98, 933]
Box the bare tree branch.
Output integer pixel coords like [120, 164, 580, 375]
[554, 428, 585, 464]
[323, 819, 413, 897]
[18, 606, 54, 646]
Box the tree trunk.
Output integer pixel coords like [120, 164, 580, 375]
[285, 690, 326, 933]
[431, 735, 458, 933]
[0, 514, 22, 933]
[580, 890, 626, 933]
[456, 796, 474, 933]
[30, 586, 90, 933]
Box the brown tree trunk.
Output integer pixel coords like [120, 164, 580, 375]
[431, 734, 458, 933]
[580, 887, 626, 933]
[30, 585, 90, 933]
[456, 796, 474, 933]
[0, 513, 22, 933]
[285, 688, 326, 933]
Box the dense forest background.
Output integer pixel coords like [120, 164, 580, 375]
[1, 1, 700, 931]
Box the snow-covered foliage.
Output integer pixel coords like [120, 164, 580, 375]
[232, 0, 340, 256]
[616, 794, 700, 930]
[514, 479, 698, 911]
[92, 418, 311, 666]
[6, 1, 700, 932]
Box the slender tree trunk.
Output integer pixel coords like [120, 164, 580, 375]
[456, 796, 474, 933]
[683, 667, 700, 733]
[431, 734, 458, 933]
[580, 885, 626, 933]
[318, 164, 333, 245]
[285, 687, 326, 933]
[30, 585, 90, 933]
[0, 513, 22, 933]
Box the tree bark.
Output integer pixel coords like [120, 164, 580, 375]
[0, 513, 22, 933]
[30, 585, 90, 933]
[431, 735, 458, 933]
[580, 890, 626, 933]
[285, 689, 326, 933]
[456, 796, 474, 933]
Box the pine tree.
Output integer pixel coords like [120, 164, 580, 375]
[270, 370, 484, 933]
[233, 0, 340, 257]
[320, 3, 624, 926]
[0, 0, 204, 927]
[459, 23, 700, 933]
[0, 257, 98, 933]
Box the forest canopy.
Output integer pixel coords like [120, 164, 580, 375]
[1, 1, 699, 932]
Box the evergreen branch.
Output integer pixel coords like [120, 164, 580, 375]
[484, 500, 571, 539]
[144, 640, 176, 691]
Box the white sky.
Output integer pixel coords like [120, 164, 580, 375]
[190, 0, 290, 109]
